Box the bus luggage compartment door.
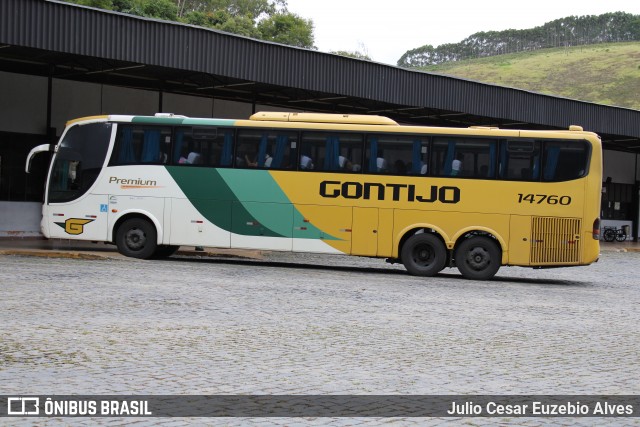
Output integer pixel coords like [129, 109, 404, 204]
[292, 205, 352, 254]
[508, 214, 531, 266]
[351, 207, 378, 257]
[231, 201, 293, 251]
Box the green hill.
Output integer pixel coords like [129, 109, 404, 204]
[419, 42, 640, 110]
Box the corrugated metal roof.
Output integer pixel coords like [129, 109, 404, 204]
[1, 0, 639, 147]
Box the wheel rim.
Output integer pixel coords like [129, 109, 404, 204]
[125, 227, 146, 251]
[412, 243, 435, 267]
[465, 246, 490, 271]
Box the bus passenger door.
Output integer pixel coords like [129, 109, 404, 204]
[351, 207, 378, 256]
[46, 195, 109, 241]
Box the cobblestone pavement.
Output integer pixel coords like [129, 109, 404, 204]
[1, 250, 639, 426]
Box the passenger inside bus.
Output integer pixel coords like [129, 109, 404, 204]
[244, 151, 272, 168]
[420, 162, 428, 175]
[376, 150, 388, 172]
[339, 155, 353, 171]
[300, 154, 314, 170]
[451, 153, 463, 176]
[178, 147, 189, 164]
[187, 152, 202, 164]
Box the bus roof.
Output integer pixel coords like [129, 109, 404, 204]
[64, 112, 599, 141]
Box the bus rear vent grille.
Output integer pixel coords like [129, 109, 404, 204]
[530, 217, 582, 265]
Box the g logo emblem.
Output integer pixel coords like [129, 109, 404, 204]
[55, 218, 94, 235]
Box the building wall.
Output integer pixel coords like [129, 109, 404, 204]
[0, 201, 42, 237]
[0, 71, 47, 134]
[51, 79, 102, 135]
[603, 149, 638, 185]
[162, 92, 213, 118]
[0, 71, 263, 137]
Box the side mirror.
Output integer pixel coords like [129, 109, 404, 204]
[25, 144, 53, 173]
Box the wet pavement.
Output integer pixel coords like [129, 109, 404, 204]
[1, 236, 640, 426]
[0, 236, 638, 260]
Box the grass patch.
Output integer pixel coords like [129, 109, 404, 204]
[419, 42, 640, 110]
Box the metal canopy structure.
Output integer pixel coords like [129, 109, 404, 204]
[2, 0, 640, 153]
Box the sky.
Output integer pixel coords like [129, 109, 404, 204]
[285, 0, 640, 65]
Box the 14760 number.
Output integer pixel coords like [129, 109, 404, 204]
[517, 193, 571, 205]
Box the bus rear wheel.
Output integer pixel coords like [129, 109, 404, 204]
[116, 218, 157, 259]
[455, 236, 501, 280]
[401, 233, 447, 277]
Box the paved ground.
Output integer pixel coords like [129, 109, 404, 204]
[1, 241, 639, 426]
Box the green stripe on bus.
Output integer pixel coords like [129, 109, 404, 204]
[217, 169, 338, 240]
[182, 119, 236, 126]
[166, 167, 283, 237]
[131, 117, 236, 126]
[131, 117, 188, 125]
[166, 167, 338, 240]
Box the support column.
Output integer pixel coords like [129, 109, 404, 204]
[634, 154, 639, 241]
[46, 67, 54, 141]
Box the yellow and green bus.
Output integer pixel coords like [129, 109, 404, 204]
[26, 112, 602, 280]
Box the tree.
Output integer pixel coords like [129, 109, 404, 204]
[329, 50, 371, 60]
[258, 13, 314, 48]
[60, 0, 315, 49]
[397, 12, 640, 67]
[140, 0, 178, 20]
[64, 0, 115, 8]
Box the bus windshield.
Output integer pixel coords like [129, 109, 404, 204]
[48, 122, 112, 203]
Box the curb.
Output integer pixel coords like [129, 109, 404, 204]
[0, 248, 263, 261]
[0, 249, 109, 260]
[618, 248, 640, 253]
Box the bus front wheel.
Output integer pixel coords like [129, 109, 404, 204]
[115, 218, 157, 259]
[401, 233, 447, 277]
[455, 236, 501, 280]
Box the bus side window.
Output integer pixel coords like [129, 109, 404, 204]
[219, 130, 235, 167]
[542, 140, 589, 181]
[173, 128, 200, 165]
[365, 134, 428, 176]
[499, 140, 540, 181]
[299, 132, 318, 171]
[431, 137, 497, 178]
[300, 132, 362, 173]
[111, 125, 172, 166]
[236, 129, 296, 169]
[140, 129, 162, 163]
[173, 127, 234, 167]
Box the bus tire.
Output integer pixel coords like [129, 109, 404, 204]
[153, 245, 180, 259]
[455, 236, 501, 280]
[115, 218, 157, 259]
[400, 233, 447, 277]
